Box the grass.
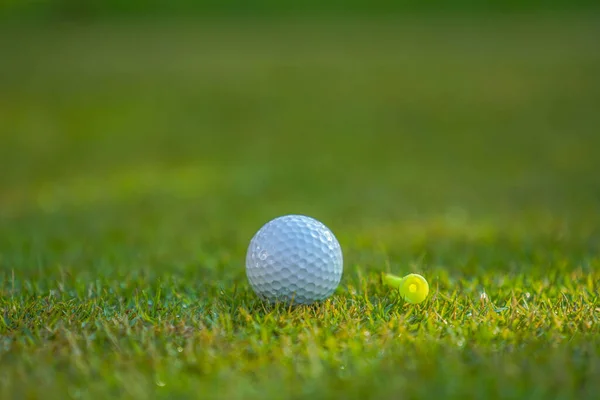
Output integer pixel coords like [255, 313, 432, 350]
[1, 14, 599, 399]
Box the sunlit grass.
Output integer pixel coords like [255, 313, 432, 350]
[1, 266, 598, 398]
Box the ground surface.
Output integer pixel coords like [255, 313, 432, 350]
[0, 15, 599, 399]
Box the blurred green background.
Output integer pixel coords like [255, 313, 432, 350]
[2, 0, 600, 19]
[0, 0, 598, 275]
[2, 7, 599, 275]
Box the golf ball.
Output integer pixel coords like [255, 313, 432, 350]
[246, 215, 343, 304]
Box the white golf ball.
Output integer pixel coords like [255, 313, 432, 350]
[246, 215, 343, 304]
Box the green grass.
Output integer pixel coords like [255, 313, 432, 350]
[1, 14, 599, 399]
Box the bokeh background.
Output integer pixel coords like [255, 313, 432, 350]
[1, 1, 599, 282]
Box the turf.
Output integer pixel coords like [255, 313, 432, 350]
[1, 15, 599, 399]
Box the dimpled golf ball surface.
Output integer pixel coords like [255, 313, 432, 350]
[246, 215, 343, 304]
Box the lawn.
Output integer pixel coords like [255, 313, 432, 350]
[0, 14, 599, 399]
